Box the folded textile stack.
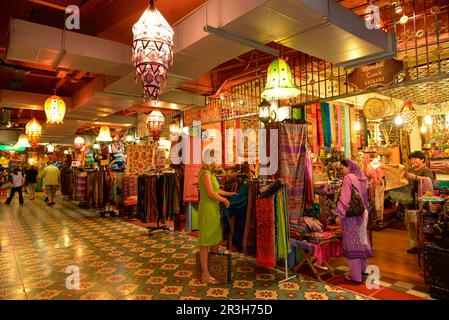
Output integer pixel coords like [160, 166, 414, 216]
[430, 159, 449, 171]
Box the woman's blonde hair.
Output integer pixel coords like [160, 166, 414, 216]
[202, 149, 217, 167]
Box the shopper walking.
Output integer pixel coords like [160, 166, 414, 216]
[198, 150, 235, 284]
[25, 165, 38, 200]
[41, 161, 60, 206]
[5, 168, 25, 205]
[337, 159, 373, 283]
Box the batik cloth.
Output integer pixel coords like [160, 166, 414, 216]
[256, 197, 276, 269]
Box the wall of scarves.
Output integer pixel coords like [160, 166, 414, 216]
[137, 173, 182, 223]
[305, 103, 368, 158]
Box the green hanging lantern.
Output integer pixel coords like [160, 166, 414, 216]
[262, 57, 301, 100]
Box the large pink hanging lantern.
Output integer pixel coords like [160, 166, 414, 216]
[132, 0, 174, 101]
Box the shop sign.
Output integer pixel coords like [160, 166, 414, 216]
[71, 161, 80, 168]
[348, 58, 406, 90]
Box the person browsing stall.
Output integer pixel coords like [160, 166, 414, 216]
[404, 150, 435, 254]
[197, 150, 236, 284]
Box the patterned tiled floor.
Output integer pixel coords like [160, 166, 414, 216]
[0, 194, 369, 300]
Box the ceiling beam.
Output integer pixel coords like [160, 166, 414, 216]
[27, 0, 67, 11]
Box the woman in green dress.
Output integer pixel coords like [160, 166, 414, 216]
[198, 150, 235, 284]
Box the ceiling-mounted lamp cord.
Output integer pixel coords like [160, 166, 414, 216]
[150, 0, 155, 10]
[205, 0, 208, 27]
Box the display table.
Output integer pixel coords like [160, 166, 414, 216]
[417, 197, 445, 266]
[290, 238, 342, 281]
[424, 242, 449, 300]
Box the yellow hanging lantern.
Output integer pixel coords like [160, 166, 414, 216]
[96, 126, 113, 142]
[262, 57, 301, 101]
[44, 95, 66, 124]
[15, 134, 31, 149]
[25, 118, 42, 148]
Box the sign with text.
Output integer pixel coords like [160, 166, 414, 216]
[348, 58, 406, 90]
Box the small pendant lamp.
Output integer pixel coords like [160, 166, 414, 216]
[96, 126, 113, 142]
[262, 57, 300, 101]
[15, 134, 31, 149]
[25, 118, 42, 148]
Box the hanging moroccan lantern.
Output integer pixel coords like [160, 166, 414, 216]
[15, 134, 31, 149]
[25, 118, 42, 148]
[44, 95, 66, 124]
[397, 100, 417, 134]
[74, 136, 85, 145]
[96, 126, 113, 142]
[262, 57, 301, 101]
[132, 0, 174, 100]
[146, 110, 165, 141]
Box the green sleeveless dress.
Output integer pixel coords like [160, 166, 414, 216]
[198, 169, 222, 246]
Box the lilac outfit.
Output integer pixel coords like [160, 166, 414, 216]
[337, 160, 373, 282]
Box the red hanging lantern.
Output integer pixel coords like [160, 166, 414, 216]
[132, 0, 174, 100]
[146, 110, 165, 142]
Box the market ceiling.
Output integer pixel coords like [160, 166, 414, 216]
[0, 0, 438, 143]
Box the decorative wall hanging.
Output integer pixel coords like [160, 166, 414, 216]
[44, 95, 66, 124]
[262, 57, 300, 100]
[25, 118, 42, 149]
[132, 0, 174, 101]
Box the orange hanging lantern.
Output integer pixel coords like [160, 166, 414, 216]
[25, 118, 42, 148]
[44, 95, 66, 124]
[146, 110, 165, 141]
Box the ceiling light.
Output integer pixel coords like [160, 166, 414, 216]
[354, 121, 361, 131]
[132, 0, 174, 100]
[262, 57, 300, 101]
[395, 114, 404, 126]
[74, 136, 85, 145]
[15, 134, 31, 149]
[96, 126, 113, 142]
[420, 125, 427, 134]
[399, 14, 409, 25]
[424, 114, 433, 125]
[46, 144, 55, 153]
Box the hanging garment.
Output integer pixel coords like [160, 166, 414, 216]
[383, 164, 409, 191]
[311, 104, 319, 154]
[344, 105, 351, 159]
[336, 105, 343, 150]
[276, 189, 290, 260]
[317, 104, 324, 148]
[224, 183, 249, 252]
[184, 165, 201, 203]
[279, 124, 307, 219]
[418, 177, 434, 198]
[305, 150, 314, 205]
[256, 197, 276, 269]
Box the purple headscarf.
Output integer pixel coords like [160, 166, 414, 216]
[345, 160, 367, 183]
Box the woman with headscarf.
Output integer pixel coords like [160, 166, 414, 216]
[337, 159, 373, 283]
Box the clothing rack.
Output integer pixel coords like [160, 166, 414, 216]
[259, 181, 296, 284]
[143, 172, 173, 236]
